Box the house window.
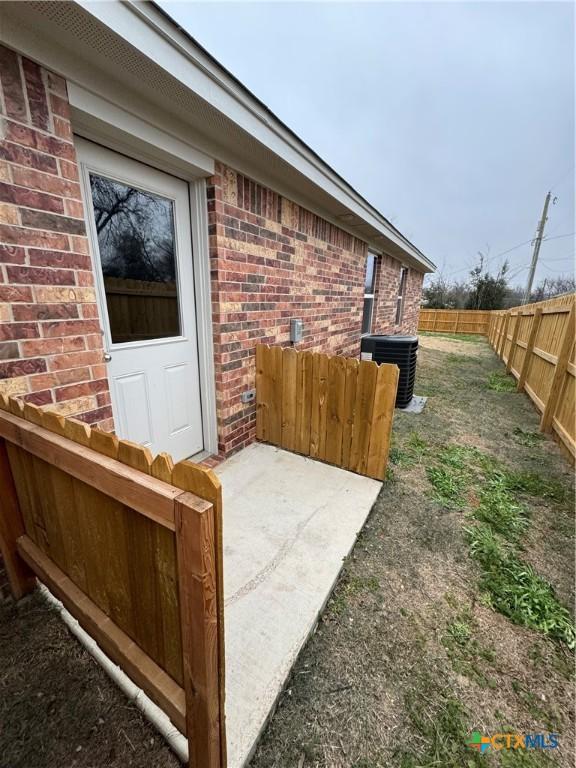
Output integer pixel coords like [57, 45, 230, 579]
[395, 267, 408, 325]
[362, 252, 377, 335]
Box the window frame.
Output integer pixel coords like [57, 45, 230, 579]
[395, 266, 409, 326]
[362, 251, 378, 336]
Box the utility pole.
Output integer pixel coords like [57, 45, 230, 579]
[523, 191, 551, 304]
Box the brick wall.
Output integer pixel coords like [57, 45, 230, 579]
[0, 45, 112, 428]
[207, 162, 425, 456]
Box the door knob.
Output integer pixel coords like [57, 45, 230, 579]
[103, 352, 112, 362]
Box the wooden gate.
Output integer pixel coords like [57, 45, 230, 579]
[0, 396, 226, 768]
[255, 345, 399, 480]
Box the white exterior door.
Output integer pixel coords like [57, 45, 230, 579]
[77, 138, 204, 461]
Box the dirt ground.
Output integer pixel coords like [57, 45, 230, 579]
[0, 591, 180, 768]
[0, 334, 573, 768]
[248, 334, 575, 768]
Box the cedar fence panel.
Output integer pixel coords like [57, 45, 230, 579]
[487, 294, 576, 463]
[256, 345, 399, 480]
[0, 397, 227, 768]
[418, 309, 491, 335]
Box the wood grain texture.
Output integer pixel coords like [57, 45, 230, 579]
[280, 347, 298, 452]
[255, 346, 398, 480]
[0, 438, 35, 598]
[171, 461, 227, 765]
[487, 295, 576, 462]
[366, 363, 399, 480]
[0, 400, 227, 763]
[324, 355, 346, 467]
[17, 534, 186, 734]
[175, 493, 222, 768]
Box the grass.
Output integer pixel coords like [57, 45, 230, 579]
[419, 331, 486, 343]
[420, 439, 575, 649]
[396, 431, 574, 648]
[397, 690, 483, 768]
[487, 371, 518, 392]
[511, 427, 545, 447]
[446, 353, 473, 364]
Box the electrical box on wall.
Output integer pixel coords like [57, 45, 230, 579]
[290, 318, 303, 344]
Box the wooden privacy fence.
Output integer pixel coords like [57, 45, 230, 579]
[255, 345, 399, 480]
[487, 293, 575, 461]
[0, 396, 226, 768]
[418, 309, 492, 335]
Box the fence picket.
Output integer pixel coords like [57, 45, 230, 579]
[349, 361, 378, 475]
[280, 347, 298, 452]
[324, 355, 347, 466]
[366, 363, 399, 480]
[256, 347, 397, 479]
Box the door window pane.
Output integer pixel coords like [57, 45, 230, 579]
[90, 173, 181, 343]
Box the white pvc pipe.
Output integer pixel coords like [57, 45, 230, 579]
[38, 584, 188, 764]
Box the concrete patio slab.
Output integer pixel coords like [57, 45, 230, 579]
[215, 443, 381, 768]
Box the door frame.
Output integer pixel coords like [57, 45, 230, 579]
[72, 108, 218, 457]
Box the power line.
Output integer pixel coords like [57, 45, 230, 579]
[440, 232, 575, 279]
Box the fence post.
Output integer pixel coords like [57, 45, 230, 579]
[517, 307, 542, 392]
[175, 492, 222, 768]
[454, 312, 459, 333]
[506, 312, 521, 375]
[540, 304, 575, 433]
[497, 311, 510, 359]
[0, 438, 35, 599]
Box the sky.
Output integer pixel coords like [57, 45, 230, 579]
[160, 1, 575, 289]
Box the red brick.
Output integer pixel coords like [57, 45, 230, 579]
[0, 143, 58, 174]
[64, 199, 84, 218]
[42, 319, 101, 338]
[0, 244, 26, 264]
[48, 350, 103, 371]
[59, 158, 79, 181]
[55, 378, 108, 402]
[50, 93, 70, 119]
[11, 166, 80, 199]
[53, 116, 72, 142]
[75, 405, 113, 425]
[47, 72, 67, 98]
[6, 265, 75, 285]
[56, 366, 91, 385]
[13, 303, 79, 321]
[27, 249, 91, 270]
[6, 121, 76, 161]
[0, 47, 27, 122]
[22, 58, 50, 131]
[20, 208, 85, 236]
[0, 341, 19, 360]
[0, 285, 33, 302]
[81, 304, 100, 319]
[28, 372, 58, 391]
[91, 364, 107, 379]
[0, 225, 70, 251]
[77, 271, 94, 287]
[0, 357, 46, 378]
[0, 181, 65, 213]
[23, 389, 53, 406]
[0, 322, 39, 341]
